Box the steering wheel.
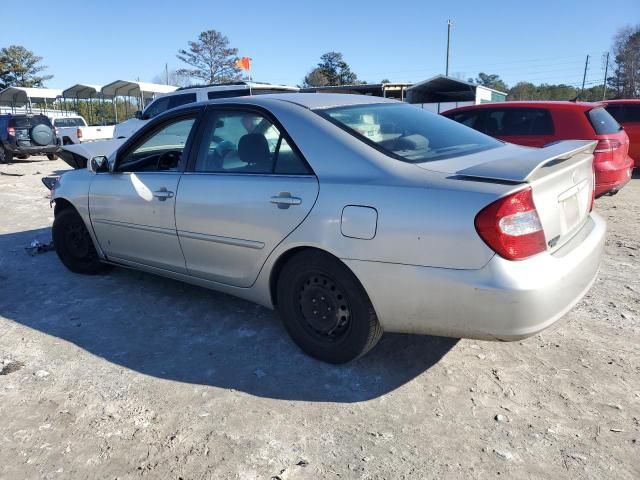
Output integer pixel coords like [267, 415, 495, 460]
[157, 150, 181, 170]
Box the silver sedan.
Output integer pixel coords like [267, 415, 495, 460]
[49, 94, 606, 363]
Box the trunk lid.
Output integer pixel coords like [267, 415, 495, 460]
[419, 140, 597, 254]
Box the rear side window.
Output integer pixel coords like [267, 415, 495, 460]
[169, 93, 197, 109]
[207, 89, 250, 100]
[623, 105, 640, 122]
[587, 107, 622, 135]
[448, 110, 482, 129]
[485, 108, 554, 136]
[605, 104, 626, 123]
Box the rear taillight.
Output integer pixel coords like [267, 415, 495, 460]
[77, 127, 83, 140]
[7, 127, 15, 137]
[594, 139, 621, 153]
[475, 187, 547, 261]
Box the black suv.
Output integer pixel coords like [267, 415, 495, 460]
[0, 114, 59, 163]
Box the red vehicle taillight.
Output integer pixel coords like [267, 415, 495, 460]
[475, 187, 547, 261]
[593, 139, 621, 153]
[77, 127, 83, 140]
[7, 127, 15, 137]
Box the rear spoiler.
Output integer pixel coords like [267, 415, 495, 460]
[456, 140, 597, 183]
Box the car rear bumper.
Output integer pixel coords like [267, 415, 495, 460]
[594, 155, 634, 197]
[5, 144, 59, 155]
[344, 212, 606, 340]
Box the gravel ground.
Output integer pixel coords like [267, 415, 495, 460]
[0, 157, 638, 480]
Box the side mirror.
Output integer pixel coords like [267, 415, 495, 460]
[88, 155, 109, 174]
[134, 110, 143, 120]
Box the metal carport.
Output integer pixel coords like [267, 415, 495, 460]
[100, 81, 177, 122]
[0, 87, 63, 114]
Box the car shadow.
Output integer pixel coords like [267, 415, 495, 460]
[0, 227, 457, 403]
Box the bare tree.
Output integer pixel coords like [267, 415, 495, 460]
[176, 30, 242, 84]
[607, 25, 640, 98]
[152, 68, 191, 87]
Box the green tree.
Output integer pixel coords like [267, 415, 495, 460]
[304, 52, 359, 87]
[471, 72, 508, 92]
[176, 30, 241, 84]
[0, 45, 52, 89]
[302, 67, 330, 88]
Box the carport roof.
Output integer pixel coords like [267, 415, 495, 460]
[62, 84, 105, 99]
[0, 87, 63, 105]
[101, 80, 178, 97]
[406, 75, 507, 104]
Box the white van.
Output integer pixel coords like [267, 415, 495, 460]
[112, 82, 299, 139]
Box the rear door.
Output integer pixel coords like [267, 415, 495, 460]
[175, 107, 319, 287]
[484, 108, 556, 147]
[89, 110, 200, 273]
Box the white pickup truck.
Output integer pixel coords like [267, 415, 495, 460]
[52, 116, 115, 145]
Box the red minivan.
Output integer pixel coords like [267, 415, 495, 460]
[443, 101, 634, 197]
[604, 99, 640, 170]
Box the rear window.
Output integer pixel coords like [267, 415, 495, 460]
[587, 107, 622, 135]
[319, 103, 502, 163]
[54, 117, 85, 127]
[10, 115, 52, 128]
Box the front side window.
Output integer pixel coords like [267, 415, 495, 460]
[194, 110, 310, 174]
[448, 110, 481, 129]
[117, 116, 196, 172]
[319, 103, 501, 163]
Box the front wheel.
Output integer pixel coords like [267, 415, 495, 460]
[277, 250, 382, 363]
[52, 208, 110, 275]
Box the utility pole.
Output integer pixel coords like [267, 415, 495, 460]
[602, 52, 610, 100]
[445, 19, 452, 76]
[580, 54, 590, 96]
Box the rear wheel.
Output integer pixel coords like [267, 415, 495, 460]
[0, 146, 13, 164]
[52, 208, 109, 275]
[277, 250, 382, 363]
[46, 153, 57, 161]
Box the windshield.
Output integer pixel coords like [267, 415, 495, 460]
[318, 103, 502, 163]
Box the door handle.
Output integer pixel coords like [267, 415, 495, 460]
[153, 188, 175, 201]
[270, 192, 302, 209]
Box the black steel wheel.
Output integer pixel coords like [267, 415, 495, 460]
[0, 146, 12, 164]
[277, 250, 382, 363]
[52, 208, 110, 275]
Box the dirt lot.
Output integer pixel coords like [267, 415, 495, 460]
[0, 156, 638, 480]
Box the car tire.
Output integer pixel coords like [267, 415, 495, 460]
[0, 146, 13, 164]
[277, 250, 383, 363]
[52, 208, 110, 275]
[47, 153, 57, 161]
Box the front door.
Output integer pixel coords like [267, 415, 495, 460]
[89, 113, 198, 273]
[176, 108, 319, 287]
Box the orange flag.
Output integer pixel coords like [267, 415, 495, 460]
[236, 57, 252, 71]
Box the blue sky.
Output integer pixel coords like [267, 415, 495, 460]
[3, 0, 637, 90]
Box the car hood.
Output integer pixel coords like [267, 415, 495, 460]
[62, 138, 125, 161]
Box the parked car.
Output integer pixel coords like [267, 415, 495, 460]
[603, 99, 640, 169]
[52, 116, 115, 145]
[48, 94, 605, 363]
[112, 81, 299, 139]
[442, 101, 634, 197]
[0, 113, 59, 163]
